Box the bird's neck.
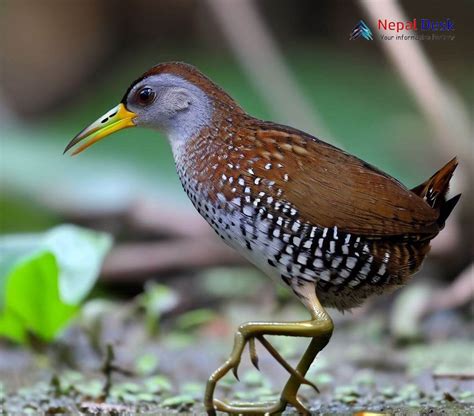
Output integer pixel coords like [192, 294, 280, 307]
[167, 96, 244, 154]
[172, 112, 244, 206]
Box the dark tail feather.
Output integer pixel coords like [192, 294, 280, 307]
[411, 157, 461, 227]
[438, 194, 461, 225]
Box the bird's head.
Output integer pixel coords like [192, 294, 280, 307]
[64, 62, 242, 155]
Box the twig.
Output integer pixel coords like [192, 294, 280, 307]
[359, 0, 472, 178]
[100, 343, 134, 399]
[62, 197, 210, 239]
[425, 262, 474, 314]
[101, 238, 245, 281]
[100, 344, 115, 399]
[49, 374, 62, 398]
[126, 198, 210, 238]
[433, 373, 474, 380]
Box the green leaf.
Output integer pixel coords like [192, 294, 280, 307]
[161, 394, 195, 409]
[242, 369, 267, 388]
[75, 379, 104, 398]
[180, 382, 204, 399]
[176, 308, 216, 331]
[0, 224, 112, 308]
[314, 372, 334, 386]
[0, 309, 26, 343]
[42, 225, 112, 304]
[0, 225, 111, 343]
[143, 375, 172, 394]
[135, 353, 159, 376]
[0, 234, 41, 309]
[138, 282, 179, 336]
[140, 282, 179, 315]
[0, 251, 77, 342]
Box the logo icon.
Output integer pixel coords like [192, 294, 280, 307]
[350, 20, 373, 40]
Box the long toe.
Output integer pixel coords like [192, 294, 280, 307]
[213, 398, 288, 415]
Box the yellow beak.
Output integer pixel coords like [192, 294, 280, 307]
[64, 103, 137, 155]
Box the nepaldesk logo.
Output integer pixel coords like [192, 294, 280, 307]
[350, 18, 455, 41]
[377, 18, 455, 41]
[350, 20, 373, 40]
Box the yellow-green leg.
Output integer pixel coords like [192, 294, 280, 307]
[204, 289, 333, 415]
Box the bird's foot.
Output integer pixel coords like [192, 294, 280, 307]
[204, 331, 317, 415]
[225, 335, 318, 391]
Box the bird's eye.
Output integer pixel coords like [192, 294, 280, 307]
[137, 87, 155, 105]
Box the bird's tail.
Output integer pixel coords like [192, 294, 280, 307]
[410, 157, 461, 227]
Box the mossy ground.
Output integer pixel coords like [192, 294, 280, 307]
[1, 288, 472, 415]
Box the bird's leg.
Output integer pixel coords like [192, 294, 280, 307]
[204, 288, 333, 415]
[278, 321, 333, 414]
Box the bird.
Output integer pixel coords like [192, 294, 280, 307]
[65, 62, 460, 415]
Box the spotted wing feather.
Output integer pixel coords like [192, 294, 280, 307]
[241, 119, 440, 238]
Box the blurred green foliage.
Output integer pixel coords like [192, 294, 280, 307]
[0, 195, 58, 234]
[138, 282, 179, 336]
[0, 225, 111, 343]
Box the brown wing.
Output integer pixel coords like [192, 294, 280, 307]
[242, 119, 439, 237]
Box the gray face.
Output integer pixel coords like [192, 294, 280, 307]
[124, 74, 213, 149]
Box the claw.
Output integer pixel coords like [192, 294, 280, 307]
[257, 336, 319, 394]
[300, 374, 320, 394]
[232, 362, 240, 381]
[287, 368, 319, 394]
[249, 337, 260, 370]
